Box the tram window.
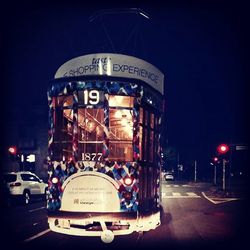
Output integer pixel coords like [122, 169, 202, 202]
[139, 107, 143, 124]
[147, 168, 153, 199]
[143, 168, 147, 200]
[54, 106, 74, 142]
[55, 110, 74, 159]
[155, 116, 161, 131]
[143, 128, 148, 161]
[109, 109, 133, 140]
[144, 110, 148, 126]
[155, 133, 159, 157]
[54, 108, 63, 142]
[78, 109, 104, 141]
[139, 126, 143, 160]
[58, 95, 73, 107]
[52, 95, 74, 160]
[78, 109, 104, 161]
[149, 131, 154, 162]
[154, 116, 158, 131]
[150, 113, 154, 129]
[140, 109, 159, 163]
[51, 97, 56, 108]
[64, 109, 74, 123]
[109, 100, 133, 161]
[63, 110, 74, 142]
[109, 95, 134, 108]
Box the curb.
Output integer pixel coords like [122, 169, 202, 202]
[202, 192, 240, 204]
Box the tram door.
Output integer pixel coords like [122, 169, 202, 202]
[139, 104, 162, 211]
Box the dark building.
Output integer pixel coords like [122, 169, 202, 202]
[4, 105, 48, 180]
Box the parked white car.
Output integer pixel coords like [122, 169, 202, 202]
[3, 171, 48, 204]
[164, 173, 174, 181]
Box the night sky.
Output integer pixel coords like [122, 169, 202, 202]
[2, 1, 249, 177]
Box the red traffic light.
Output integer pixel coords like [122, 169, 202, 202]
[8, 146, 17, 155]
[217, 144, 229, 154]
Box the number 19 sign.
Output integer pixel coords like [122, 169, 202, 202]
[79, 90, 104, 106]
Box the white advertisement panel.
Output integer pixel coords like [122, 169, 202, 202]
[60, 172, 120, 212]
[55, 53, 164, 95]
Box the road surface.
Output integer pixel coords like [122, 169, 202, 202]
[1, 180, 247, 250]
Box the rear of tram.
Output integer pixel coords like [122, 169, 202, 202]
[46, 54, 164, 242]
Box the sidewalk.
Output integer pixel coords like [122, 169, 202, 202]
[203, 180, 248, 204]
[187, 181, 211, 188]
[188, 181, 247, 200]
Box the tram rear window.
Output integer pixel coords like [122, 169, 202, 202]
[109, 95, 134, 108]
[53, 97, 104, 161]
[109, 95, 133, 161]
[51, 94, 135, 162]
[78, 108, 104, 161]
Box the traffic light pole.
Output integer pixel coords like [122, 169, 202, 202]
[222, 159, 226, 190]
[214, 164, 217, 185]
[194, 160, 197, 182]
[177, 152, 180, 180]
[217, 144, 229, 191]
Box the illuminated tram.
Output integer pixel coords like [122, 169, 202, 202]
[47, 53, 164, 243]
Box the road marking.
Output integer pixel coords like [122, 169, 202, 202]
[182, 184, 191, 187]
[162, 195, 201, 199]
[172, 192, 181, 196]
[202, 192, 240, 204]
[187, 192, 199, 197]
[23, 229, 51, 243]
[202, 192, 215, 203]
[166, 185, 185, 187]
[163, 195, 201, 198]
[29, 206, 46, 213]
[162, 192, 201, 198]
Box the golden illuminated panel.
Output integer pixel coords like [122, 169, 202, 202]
[54, 95, 74, 107]
[109, 95, 134, 108]
[108, 95, 134, 161]
[109, 109, 133, 161]
[109, 109, 133, 140]
[139, 126, 143, 160]
[58, 94, 135, 161]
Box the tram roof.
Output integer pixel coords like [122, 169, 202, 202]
[54, 53, 164, 95]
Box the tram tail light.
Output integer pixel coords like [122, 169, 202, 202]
[123, 191, 132, 201]
[52, 177, 59, 184]
[124, 177, 133, 186]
